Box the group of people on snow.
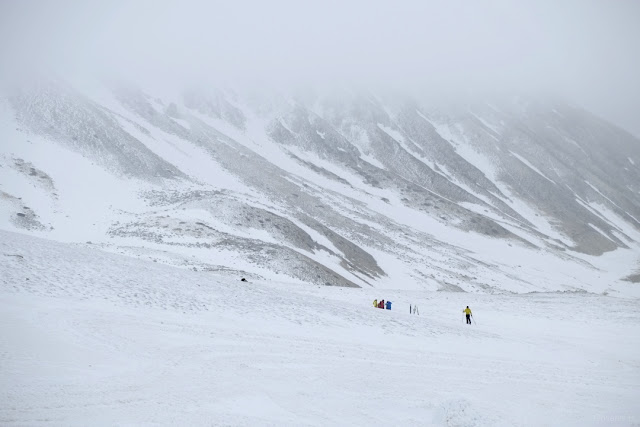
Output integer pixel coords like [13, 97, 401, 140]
[372, 300, 474, 325]
[373, 299, 392, 310]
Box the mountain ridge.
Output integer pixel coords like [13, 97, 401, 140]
[1, 78, 639, 294]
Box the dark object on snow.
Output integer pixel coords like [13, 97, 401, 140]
[241, 278, 247, 282]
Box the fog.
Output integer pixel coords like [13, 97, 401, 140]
[1, 0, 639, 136]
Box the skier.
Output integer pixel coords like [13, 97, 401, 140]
[463, 306, 472, 324]
[373, 299, 378, 308]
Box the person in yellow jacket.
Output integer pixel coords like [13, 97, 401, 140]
[463, 306, 472, 324]
[373, 299, 378, 308]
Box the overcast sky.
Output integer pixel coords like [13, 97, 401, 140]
[1, 0, 639, 136]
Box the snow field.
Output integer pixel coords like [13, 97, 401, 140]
[1, 230, 639, 426]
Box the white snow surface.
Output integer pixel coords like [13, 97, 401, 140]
[1, 230, 639, 426]
[2, 83, 640, 424]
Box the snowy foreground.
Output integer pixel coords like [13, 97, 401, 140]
[1, 230, 639, 426]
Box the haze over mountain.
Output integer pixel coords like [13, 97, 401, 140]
[1, 76, 639, 294]
[3, 0, 640, 135]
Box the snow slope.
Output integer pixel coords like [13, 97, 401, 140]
[3, 81, 640, 294]
[1, 230, 639, 426]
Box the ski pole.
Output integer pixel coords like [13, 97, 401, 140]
[472, 315, 476, 325]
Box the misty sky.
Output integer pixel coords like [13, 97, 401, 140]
[1, 0, 639, 136]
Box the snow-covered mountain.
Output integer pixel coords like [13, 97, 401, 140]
[2, 78, 639, 294]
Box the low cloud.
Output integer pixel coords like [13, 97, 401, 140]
[2, 0, 639, 135]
